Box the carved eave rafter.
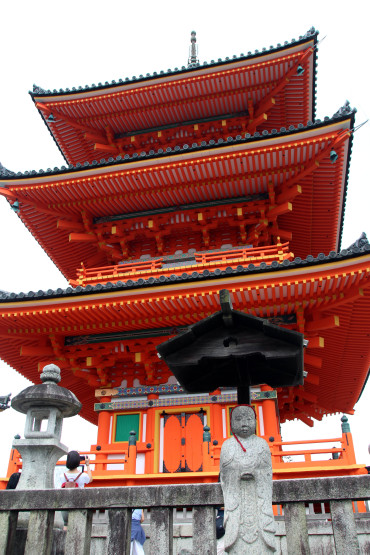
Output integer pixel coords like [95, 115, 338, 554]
[70, 195, 283, 262]
[13, 328, 174, 389]
[71, 183, 302, 267]
[45, 334, 170, 389]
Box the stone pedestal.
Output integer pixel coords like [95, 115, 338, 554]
[13, 438, 68, 490]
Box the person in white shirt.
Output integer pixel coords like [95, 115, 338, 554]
[55, 450, 93, 528]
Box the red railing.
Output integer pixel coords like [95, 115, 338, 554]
[70, 242, 293, 287]
[194, 243, 291, 264]
[2, 430, 361, 490]
[270, 437, 352, 465]
[72, 258, 164, 286]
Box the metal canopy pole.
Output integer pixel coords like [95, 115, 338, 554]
[236, 358, 251, 404]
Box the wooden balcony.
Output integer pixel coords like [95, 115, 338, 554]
[71, 242, 293, 287]
[3, 428, 365, 491]
[1, 476, 369, 554]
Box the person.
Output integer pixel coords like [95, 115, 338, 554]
[131, 509, 146, 555]
[6, 472, 21, 489]
[216, 506, 226, 555]
[56, 450, 93, 488]
[215, 473, 226, 554]
[55, 450, 93, 528]
[220, 405, 276, 554]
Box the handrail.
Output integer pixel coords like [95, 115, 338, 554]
[5, 431, 358, 482]
[269, 433, 357, 466]
[76, 258, 164, 278]
[0, 477, 369, 554]
[273, 448, 343, 457]
[1, 477, 369, 509]
[194, 242, 290, 263]
[273, 437, 343, 446]
[71, 242, 294, 286]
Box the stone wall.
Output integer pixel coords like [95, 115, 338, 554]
[89, 513, 370, 555]
[1, 477, 370, 554]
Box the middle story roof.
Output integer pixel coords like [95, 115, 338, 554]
[0, 112, 355, 281]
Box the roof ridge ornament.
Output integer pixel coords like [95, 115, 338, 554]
[32, 84, 46, 94]
[188, 31, 200, 68]
[304, 26, 316, 37]
[347, 232, 369, 252]
[0, 161, 13, 177]
[333, 100, 354, 118]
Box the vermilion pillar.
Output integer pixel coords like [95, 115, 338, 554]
[97, 396, 111, 444]
[210, 391, 223, 442]
[261, 386, 281, 441]
[145, 394, 158, 474]
[96, 396, 111, 471]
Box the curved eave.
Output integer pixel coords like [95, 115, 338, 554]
[30, 34, 318, 166]
[0, 115, 354, 280]
[0, 250, 369, 424]
[30, 31, 317, 98]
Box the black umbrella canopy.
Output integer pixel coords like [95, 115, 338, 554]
[157, 290, 304, 402]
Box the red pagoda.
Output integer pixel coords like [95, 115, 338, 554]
[0, 28, 369, 487]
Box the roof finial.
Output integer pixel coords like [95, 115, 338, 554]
[188, 31, 200, 68]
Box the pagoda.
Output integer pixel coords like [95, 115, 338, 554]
[0, 28, 369, 487]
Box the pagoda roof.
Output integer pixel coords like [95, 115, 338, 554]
[30, 30, 318, 166]
[0, 244, 369, 424]
[0, 113, 355, 280]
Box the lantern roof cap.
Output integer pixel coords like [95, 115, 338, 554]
[11, 364, 81, 417]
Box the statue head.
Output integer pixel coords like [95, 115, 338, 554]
[231, 405, 256, 438]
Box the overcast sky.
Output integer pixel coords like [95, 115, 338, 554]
[0, 1, 369, 476]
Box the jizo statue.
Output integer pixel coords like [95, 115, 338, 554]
[220, 405, 277, 553]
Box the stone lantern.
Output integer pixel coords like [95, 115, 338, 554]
[11, 364, 82, 490]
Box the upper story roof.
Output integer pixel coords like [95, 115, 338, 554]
[30, 29, 318, 166]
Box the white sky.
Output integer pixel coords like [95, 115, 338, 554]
[0, 1, 369, 476]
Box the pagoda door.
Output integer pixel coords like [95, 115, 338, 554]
[162, 411, 205, 473]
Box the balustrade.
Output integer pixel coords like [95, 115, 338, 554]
[71, 243, 293, 287]
[0, 476, 369, 554]
[2, 428, 362, 490]
[270, 436, 357, 467]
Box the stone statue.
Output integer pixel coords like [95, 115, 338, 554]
[220, 405, 277, 553]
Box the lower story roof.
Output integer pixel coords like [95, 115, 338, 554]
[0, 246, 369, 425]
